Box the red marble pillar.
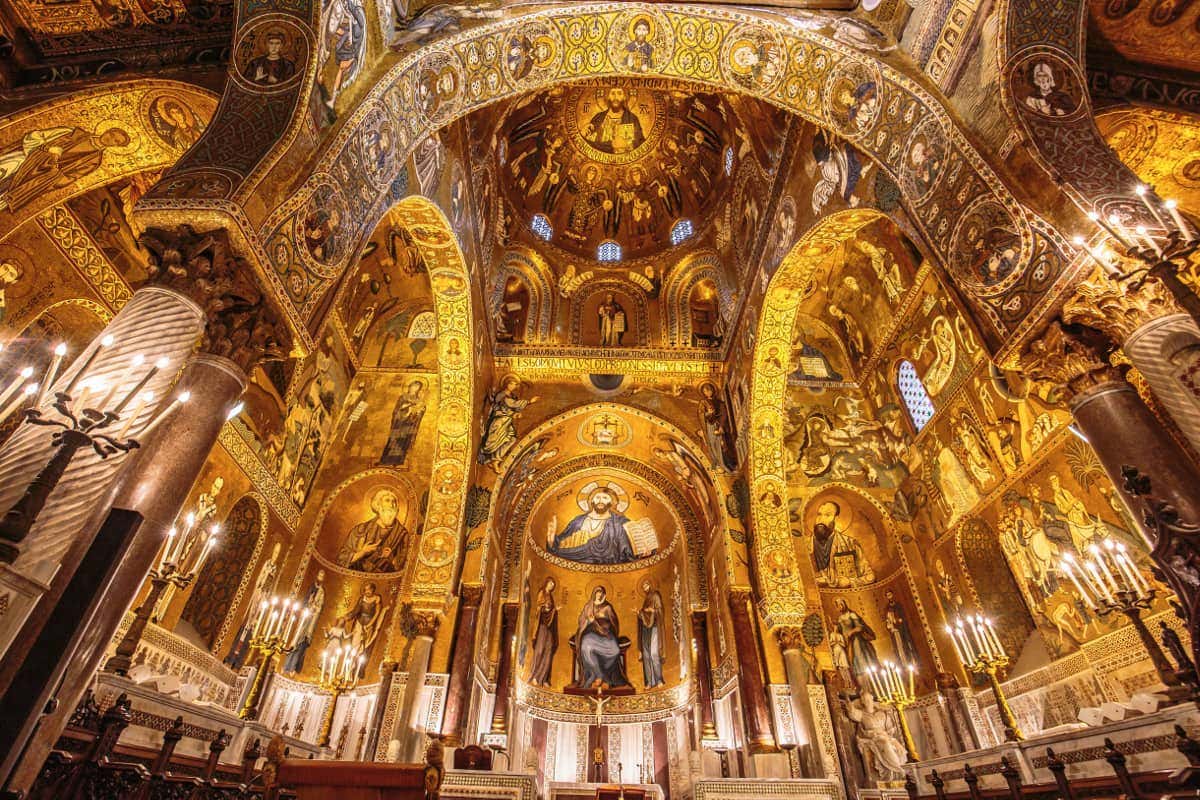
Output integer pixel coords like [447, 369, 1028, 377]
[490, 602, 519, 735]
[690, 610, 718, 743]
[441, 584, 484, 746]
[727, 590, 778, 754]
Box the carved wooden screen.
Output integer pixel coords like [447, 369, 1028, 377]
[180, 495, 261, 649]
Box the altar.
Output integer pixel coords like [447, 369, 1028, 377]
[548, 781, 665, 800]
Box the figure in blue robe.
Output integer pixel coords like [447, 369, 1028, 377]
[574, 587, 630, 690]
[549, 489, 636, 565]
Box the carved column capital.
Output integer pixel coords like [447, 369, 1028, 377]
[1061, 275, 1184, 343]
[774, 626, 805, 653]
[1018, 320, 1123, 400]
[138, 225, 291, 374]
[460, 584, 484, 606]
[411, 610, 441, 639]
[727, 588, 755, 607]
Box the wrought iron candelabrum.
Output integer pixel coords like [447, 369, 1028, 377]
[1076, 185, 1200, 328]
[105, 519, 220, 675]
[316, 644, 364, 747]
[238, 597, 308, 721]
[946, 613, 1024, 742]
[864, 659, 920, 762]
[0, 335, 186, 564]
[1060, 540, 1189, 700]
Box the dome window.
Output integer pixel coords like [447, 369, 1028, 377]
[597, 240, 623, 262]
[530, 213, 553, 241]
[670, 218, 694, 245]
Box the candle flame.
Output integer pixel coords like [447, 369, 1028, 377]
[101, 334, 114, 347]
[1135, 184, 1147, 196]
[23, 383, 38, 395]
[178, 390, 192, 403]
[1166, 199, 1178, 210]
[54, 343, 67, 357]
[19, 366, 32, 378]
[132, 354, 146, 367]
[155, 357, 169, 369]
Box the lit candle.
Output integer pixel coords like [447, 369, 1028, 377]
[0, 366, 34, 409]
[253, 599, 270, 636]
[1165, 199, 1193, 240]
[1134, 225, 1161, 256]
[955, 623, 976, 663]
[1116, 543, 1151, 594]
[1108, 214, 1135, 250]
[137, 390, 191, 439]
[1134, 185, 1170, 231]
[36, 343, 67, 407]
[1084, 559, 1114, 603]
[265, 608, 280, 640]
[1089, 543, 1120, 593]
[290, 609, 310, 649]
[113, 356, 167, 415]
[320, 649, 328, 683]
[73, 378, 94, 411]
[354, 653, 365, 686]
[1061, 561, 1095, 608]
[0, 382, 37, 422]
[907, 663, 916, 698]
[63, 334, 114, 395]
[984, 618, 1005, 659]
[945, 625, 967, 664]
[280, 600, 299, 645]
[95, 376, 122, 412]
[190, 532, 217, 578]
[156, 527, 177, 572]
[969, 616, 990, 659]
[116, 391, 153, 439]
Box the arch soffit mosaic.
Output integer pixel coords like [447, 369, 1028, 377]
[376, 194, 476, 609]
[751, 208, 891, 627]
[0, 80, 219, 241]
[996, 0, 1171, 242]
[161, 3, 1082, 359]
[481, 401, 723, 607]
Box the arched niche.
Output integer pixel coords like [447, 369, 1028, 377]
[180, 494, 266, 650]
[491, 248, 554, 343]
[571, 281, 648, 348]
[662, 251, 735, 347]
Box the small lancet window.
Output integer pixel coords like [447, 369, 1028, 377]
[897, 359, 935, 431]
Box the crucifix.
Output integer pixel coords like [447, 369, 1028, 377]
[589, 686, 610, 782]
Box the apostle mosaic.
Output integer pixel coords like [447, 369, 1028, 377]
[1018, 59, 1079, 118]
[326, 582, 387, 677]
[148, 95, 206, 149]
[597, 292, 627, 347]
[224, 541, 282, 669]
[572, 586, 630, 691]
[242, 29, 298, 87]
[881, 589, 919, 666]
[545, 481, 658, 566]
[379, 380, 426, 466]
[622, 16, 656, 73]
[810, 500, 875, 588]
[0, 125, 130, 212]
[337, 487, 409, 573]
[282, 569, 326, 674]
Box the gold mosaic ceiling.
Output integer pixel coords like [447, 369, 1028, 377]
[497, 79, 743, 263]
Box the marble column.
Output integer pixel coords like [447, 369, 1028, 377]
[726, 590, 778, 754]
[365, 660, 398, 760]
[775, 626, 821, 777]
[489, 602, 519, 737]
[690, 611, 718, 744]
[441, 584, 483, 746]
[1065, 277, 1200, 455]
[1, 224, 289, 793]
[1021, 320, 1200, 538]
[391, 610, 440, 762]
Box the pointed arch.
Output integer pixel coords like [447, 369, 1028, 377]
[749, 209, 887, 628]
[385, 195, 477, 607]
[662, 251, 735, 347]
[491, 247, 554, 344]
